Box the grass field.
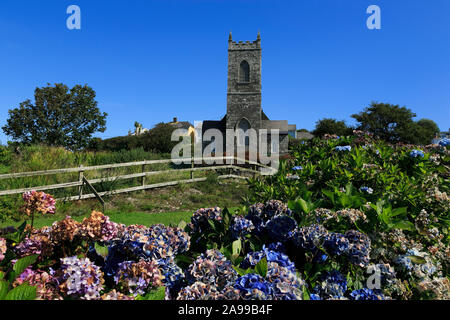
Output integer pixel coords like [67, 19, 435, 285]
[0, 207, 241, 229]
[0, 210, 194, 229]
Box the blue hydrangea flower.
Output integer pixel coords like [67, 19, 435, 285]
[312, 270, 347, 300]
[395, 255, 413, 271]
[345, 230, 371, 267]
[438, 138, 449, 147]
[335, 146, 352, 152]
[265, 215, 297, 242]
[292, 224, 328, 251]
[264, 242, 287, 254]
[230, 216, 255, 240]
[240, 248, 295, 272]
[323, 233, 350, 256]
[350, 288, 386, 300]
[360, 186, 374, 194]
[267, 262, 305, 300]
[409, 149, 424, 158]
[234, 274, 273, 299]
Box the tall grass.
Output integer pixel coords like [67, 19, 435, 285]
[0, 145, 205, 221]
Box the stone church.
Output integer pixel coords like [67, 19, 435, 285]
[202, 32, 296, 155]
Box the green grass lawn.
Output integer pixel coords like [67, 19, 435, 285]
[0, 207, 240, 229]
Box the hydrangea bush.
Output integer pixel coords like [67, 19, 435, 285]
[0, 133, 448, 300]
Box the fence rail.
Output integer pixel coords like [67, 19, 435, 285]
[0, 156, 273, 209]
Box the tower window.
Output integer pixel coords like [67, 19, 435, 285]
[237, 118, 251, 146]
[239, 60, 250, 82]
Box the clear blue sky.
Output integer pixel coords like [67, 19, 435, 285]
[0, 0, 449, 144]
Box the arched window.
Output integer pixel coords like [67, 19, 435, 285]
[239, 60, 250, 82]
[237, 118, 251, 146]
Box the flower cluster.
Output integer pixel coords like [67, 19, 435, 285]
[335, 146, 352, 152]
[409, 149, 425, 158]
[81, 211, 119, 242]
[246, 200, 292, 234]
[265, 215, 297, 242]
[101, 290, 133, 300]
[55, 256, 104, 300]
[186, 250, 238, 290]
[230, 216, 255, 240]
[14, 228, 53, 259]
[114, 260, 163, 296]
[13, 268, 61, 300]
[234, 274, 273, 300]
[292, 166, 303, 171]
[335, 209, 367, 223]
[177, 282, 240, 300]
[345, 230, 371, 267]
[360, 186, 374, 194]
[21, 191, 56, 216]
[240, 247, 296, 272]
[437, 138, 449, 147]
[50, 216, 82, 242]
[189, 207, 222, 233]
[311, 270, 347, 300]
[266, 262, 304, 300]
[349, 288, 386, 300]
[0, 238, 6, 262]
[292, 224, 328, 251]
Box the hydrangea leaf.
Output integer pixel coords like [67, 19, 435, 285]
[255, 257, 268, 278]
[0, 280, 8, 300]
[9, 254, 38, 282]
[4, 283, 36, 300]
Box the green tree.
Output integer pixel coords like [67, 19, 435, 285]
[416, 119, 440, 145]
[2, 83, 107, 150]
[351, 102, 440, 145]
[312, 118, 352, 137]
[351, 102, 416, 143]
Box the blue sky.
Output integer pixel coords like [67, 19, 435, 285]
[0, 0, 449, 144]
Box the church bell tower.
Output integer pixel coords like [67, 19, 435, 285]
[226, 32, 262, 133]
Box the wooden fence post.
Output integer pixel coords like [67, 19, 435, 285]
[78, 165, 84, 200]
[190, 158, 194, 180]
[141, 164, 146, 186]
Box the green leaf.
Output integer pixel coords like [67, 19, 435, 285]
[4, 284, 36, 300]
[255, 257, 268, 278]
[302, 286, 310, 300]
[390, 221, 415, 231]
[177, 220, 187, 230]
[391, 207, 408, 218]
[144, 287, 166, 300]
[232, 266, 253, 276]
[407, 255, 427, 264]
[0, 280, 9, 300]
[232, 239, 242, 256]
[9, 255, 38, 282]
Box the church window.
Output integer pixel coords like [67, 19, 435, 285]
[237, 118, 251, 146]
[239, 60, 250, 82]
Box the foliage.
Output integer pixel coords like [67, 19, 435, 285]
[312, 118, 353, 137]
[351, 102, 440, 145]
[2, 83, 107, 150]
[88, 123, 179, 154]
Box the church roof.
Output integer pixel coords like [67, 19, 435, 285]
[262, 120, 289, 134]
[202, 116, 226, 134]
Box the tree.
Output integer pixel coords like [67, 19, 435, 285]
[312, 118, 352, 137]
[351, 102, 416, 143]
[416, 119, 440, 144]
[351, 102, 440, 145]
[2, 83, 107, 150]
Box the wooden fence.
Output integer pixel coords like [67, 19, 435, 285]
[0, 156, 274, 211]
